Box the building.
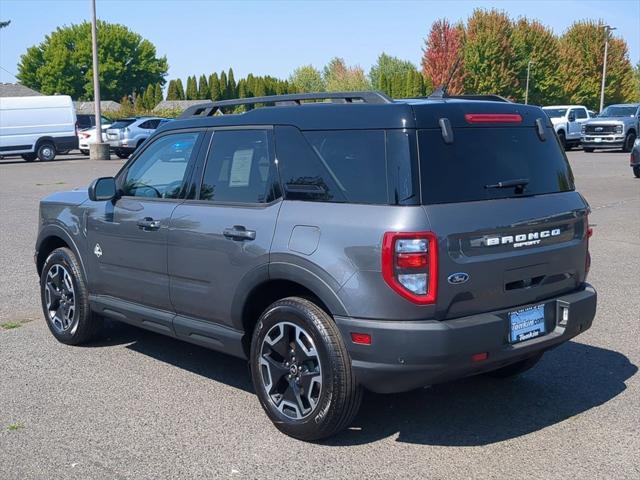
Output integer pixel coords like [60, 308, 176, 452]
[73, 101, 121, 115]
[0, 83, 42, 97]
[153, 100, 206, 112]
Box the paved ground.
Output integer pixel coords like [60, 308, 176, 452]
[0, 151, 638, 479]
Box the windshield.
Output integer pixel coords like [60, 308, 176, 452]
[109, 119, 135, 129]
[418, 127, 574, 204]
[543, 108, 567, 119]
[600, 106, 637, 117]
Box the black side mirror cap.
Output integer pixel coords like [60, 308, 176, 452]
[88, 177, 117, 201]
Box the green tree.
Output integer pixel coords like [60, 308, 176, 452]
[463, 9, 518, 98]
[209, 72, 221, 100]
[511, 18, 562, 104]
[559, 21, 636, 108]
[154, 83, 163, 105]
[227, 68, 236, 98]
[323, 57, 370, 92]
[369, 53, 417, 91]
[290, 65, 325, 92]
[185, 75, 197, 100]
[219, 71, 228, 100]
[142, 83, 155, 109]
[633, 62, 640, 102]
[17, 21, 167, 100]
[175, 78, 185, 100]
[197, 74, 209, 99]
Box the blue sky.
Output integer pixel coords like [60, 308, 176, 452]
[0, 0, 638, 86]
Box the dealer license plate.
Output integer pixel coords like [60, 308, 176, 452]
[509, 304, 546, 344]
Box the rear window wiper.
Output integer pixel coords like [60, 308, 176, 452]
[485, 178, 529, 192]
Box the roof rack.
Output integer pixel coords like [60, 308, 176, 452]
[178, 91, 393, 119]
[447, 94, 511, 103]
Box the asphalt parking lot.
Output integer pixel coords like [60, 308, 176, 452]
[0, 150, 639, 479]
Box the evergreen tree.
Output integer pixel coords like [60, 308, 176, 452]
[166, 80, 178, 101]
[227, 68, 237, 98]
[175, 78, 185, 100]
[143, 83, 155, 109]
[154, 83, 163, 105]
[186, 75, 198, 100]
[197, 74, 209, 100]
[219, 71, 228, 100]
[209, 72, 221, 100]
[369, 53, 417, 91]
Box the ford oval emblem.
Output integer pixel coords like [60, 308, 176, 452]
[448, 272, 470, 285]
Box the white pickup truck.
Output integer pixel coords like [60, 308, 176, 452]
[542, 105, 592, 150]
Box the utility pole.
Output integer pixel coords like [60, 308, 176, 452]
[525, 60, 533, 105]
[89, 0, 109, 160]
[599, 25, 616, 113]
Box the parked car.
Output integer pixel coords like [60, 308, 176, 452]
[581, 103, 639, 152]
[78, 124, 111, 156]
[35, 91, 597, 441]
[630, 138, 640, 178]
[0, 95, 78, 162]
[105, 117, 171, 158]
[542, 105, 591, 149]
[76, 113, 111, 131]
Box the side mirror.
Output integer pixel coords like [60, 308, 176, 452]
[88, 177, 117, 201]
[568, 113, 576, 122]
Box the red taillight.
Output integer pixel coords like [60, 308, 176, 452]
[382, 231, 438, 305]
[471, 352, 488, 362]
[464, 113, 522, 124]
[350, 332, 372, 345]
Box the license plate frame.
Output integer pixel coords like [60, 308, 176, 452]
[508, 304, 546, 344]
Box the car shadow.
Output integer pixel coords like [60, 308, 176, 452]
[85, 321, 636, 446]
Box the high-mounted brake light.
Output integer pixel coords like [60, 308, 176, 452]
[382, 232, 438, 304]
[464, 113, 522, 124]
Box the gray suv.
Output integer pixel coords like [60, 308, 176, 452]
[105, 117, 171, 158]
[35, 91, 597, 441]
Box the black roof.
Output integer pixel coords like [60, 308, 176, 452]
[157, 91, 550, 133]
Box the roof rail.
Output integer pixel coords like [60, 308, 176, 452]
[178, 91, 393, 119]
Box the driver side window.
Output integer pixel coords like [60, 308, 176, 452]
[121, 132, 200, 199]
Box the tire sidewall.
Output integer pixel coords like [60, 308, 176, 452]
[37, 142, 56, 161]
[40, 248, 89, 343]
[250, 301, 342, 439]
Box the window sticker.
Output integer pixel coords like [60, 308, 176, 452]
[229, 149, 253, 187]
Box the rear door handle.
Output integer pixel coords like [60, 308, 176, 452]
[137, 217, 161, 231]
[223, 225, 256, 241]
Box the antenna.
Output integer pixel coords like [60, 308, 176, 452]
[428, 55, 463, 99]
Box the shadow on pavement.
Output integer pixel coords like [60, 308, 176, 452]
[86, 321, 636, 446]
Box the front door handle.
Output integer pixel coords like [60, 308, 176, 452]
[137, 217, 161, 231]
[223, 225, 256, 241]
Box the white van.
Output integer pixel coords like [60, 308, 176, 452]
[0, 95, 78, 162]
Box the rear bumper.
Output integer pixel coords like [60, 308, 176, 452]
[335, 284, 597, 393]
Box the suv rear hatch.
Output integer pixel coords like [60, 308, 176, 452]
[106, 118, 135, 141]
[413, 101, 590, 320]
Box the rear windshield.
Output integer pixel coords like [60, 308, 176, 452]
[110, 119, 135, 129]
[418, 127, 574, 204]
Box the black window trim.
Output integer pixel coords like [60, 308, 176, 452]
[184, 125, 281, 208]
[114, 127, 207, 202]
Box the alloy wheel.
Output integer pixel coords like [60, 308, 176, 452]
[44, 264, 76, 333]
[259, 321, 322, 420]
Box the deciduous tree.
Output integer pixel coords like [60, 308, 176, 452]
[323, 57, 370, 92]
[290, 65, 325, 92]
[421, 19, 465, 95]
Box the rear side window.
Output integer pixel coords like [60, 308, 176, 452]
[110, 119, 135, 129]
[200, 129, 277, 204]
[275, 127, 418, 205]
[418, 127, 574, 204]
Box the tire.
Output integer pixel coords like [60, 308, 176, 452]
[633, 166, 640, 178]
[558, 131, 567, 150]
[40, 247, 102, 345]
[80, 149, 89, 155]
[21, 153, 37, 162]
[583, 148, 594, 153]
[623, 132, 636, 153]
[487, 352, 543, 379]
[37, 141, 56, 161]
[250, 297, 362, 441]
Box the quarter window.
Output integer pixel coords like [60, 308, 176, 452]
[121, 132, 200, 199]
[200, 130, 276, 203]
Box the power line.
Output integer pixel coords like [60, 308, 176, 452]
[0, 64, 18, 80]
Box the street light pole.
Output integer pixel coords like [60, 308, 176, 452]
[89, 0, 109, 160]
[525, 60, 533, 105]
[599, 25, 616, 113]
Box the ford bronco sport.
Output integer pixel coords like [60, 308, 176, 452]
[35, 91, 597, 441]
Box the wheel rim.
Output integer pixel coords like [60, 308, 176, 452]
[259, 321, 322, 420]
[44, 264, 76, 333]
[41, 145, 54, 160]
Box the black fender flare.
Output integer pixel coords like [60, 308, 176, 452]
[36, 224, 88, 281]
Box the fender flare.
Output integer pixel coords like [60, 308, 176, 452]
[36, 224, 88, 281]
